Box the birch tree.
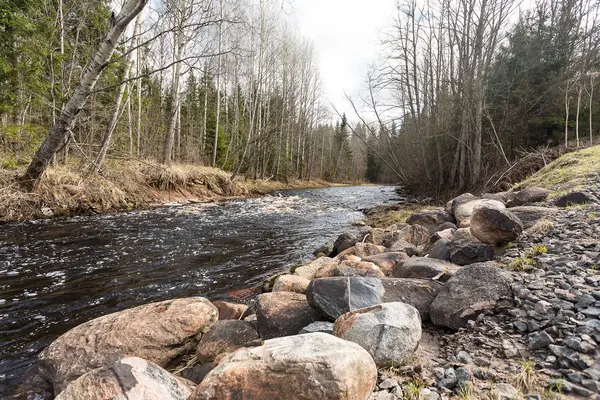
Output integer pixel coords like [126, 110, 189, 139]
[21, 0, 148, 189]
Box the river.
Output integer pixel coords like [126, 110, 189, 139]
[0, 185, 402, 396]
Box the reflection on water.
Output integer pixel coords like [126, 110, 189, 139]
[0, 185, 400, 395]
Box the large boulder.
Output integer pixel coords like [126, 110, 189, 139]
[306, 277, 442, 321]
[450, 242, 494, 265]
[354, 242, 386, 258]
[315, 260, 385, 279]
[399, 225, 431, 246]
[38, 298, 218, 394]
[430, 263, 513, 330]
[553, 191, 599, 207]
[331, 260, 385, 278]
[450, 228, 494, 266]
[365, 228, 390, 246]
[470, 204, 523, 244]
[196, 320, 260, 363]
[427, 239, 451, 261]
[362, 252, 409, 276]
[212, 301, 248, 320]
[55, 357, 191, 400]
[508, 206, 558, 229]
[507, 187, 549, 207]
[255, 292, 321, 339]
[334, 302, 421, 367]
[293, 257, 337, 280]
[393, 257, 461, 282]
[482, 192, 511, 203]
[447, 193, 479, 214]
[407, 209, 455, 234]
[387, 239, 419, 256]
[430, 228, 455, 243]
[272, 274, 311, 294]
[454, 199, 505, 228]
[191, 333, 377, 400]
[333, 233, 359, 256]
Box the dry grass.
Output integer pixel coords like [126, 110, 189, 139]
[527, 218, 554, 235]
[364, 204, 436, 229]
[0, 161, 331, 222]
[515, 359, 537, 393]
[517, 145, 600, 195]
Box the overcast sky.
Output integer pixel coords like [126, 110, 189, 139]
[289, 0, 397, 120]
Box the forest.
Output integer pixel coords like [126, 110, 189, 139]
[0, 0, 599, 193]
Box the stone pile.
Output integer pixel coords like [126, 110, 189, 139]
[17, 184, 600, 400]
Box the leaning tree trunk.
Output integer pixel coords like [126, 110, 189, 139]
[93, 11, 143, 172]
[21, 0, 148, 190]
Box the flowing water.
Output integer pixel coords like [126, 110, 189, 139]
[0, 185, 401, 395]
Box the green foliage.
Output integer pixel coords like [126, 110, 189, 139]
[529, 245, 548, 255]
[509, 256, 539, 271]
[508, 245, 548, 271]
[517, 359, 537, 392]
[403, 378, 426, 400]
[2, 157, 19, 170]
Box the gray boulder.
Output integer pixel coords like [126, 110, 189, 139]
[482, 192, 510, 203]
[196, 320, 260, 363]
[508, 206, 558, 229]
[470, 204, 523, 244]
[399, 225, 431, 246]
[427, 239, 451, 261]
[300, 321, 334, 334]
[55, 357, 191, 400]
[454, 199, 505, 228]
[450, 228, 494, 266]
[388, 239, 419, 256]
[192, 333, 377, 400]
[293, 257, 337, 280]
[334, 302, 421, 368]
[507, 187, 549, 207]
[306, 277, 442, 321]
[333, 233, 359, 255]
[38, 298, 218, 394]
[430, 262, 513, 330]
[553, 191, 599, 207]
[447, 193, 479, 214]
[393, 257, 460, 282]
[354, 243, 386, 258]
[272, 274, 311, 294]
[362, 252, 409, 276]
[450, 242, 494, 265]
[255, 292, 321, 339]
[329, 260, 385, 278]
[407, 209, 455, 234]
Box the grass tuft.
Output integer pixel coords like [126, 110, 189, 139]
[516, 359, 537, 392]
[528, 219, 554, 235]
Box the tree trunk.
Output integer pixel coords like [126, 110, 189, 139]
[93, 12, 143, 171]
[22, 0, 148, 190]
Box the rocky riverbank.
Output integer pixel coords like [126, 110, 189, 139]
[11, 160, 600, 399]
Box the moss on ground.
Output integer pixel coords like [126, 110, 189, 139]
[516, 145, 600, 195]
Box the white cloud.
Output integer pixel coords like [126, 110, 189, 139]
[289, 0, 396, 122]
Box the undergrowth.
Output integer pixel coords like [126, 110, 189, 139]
[508, 245, 548, 271]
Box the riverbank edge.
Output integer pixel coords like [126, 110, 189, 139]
[0, 161, 352, 223]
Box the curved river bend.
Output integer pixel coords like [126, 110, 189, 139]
[0, 185, 401, 395]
